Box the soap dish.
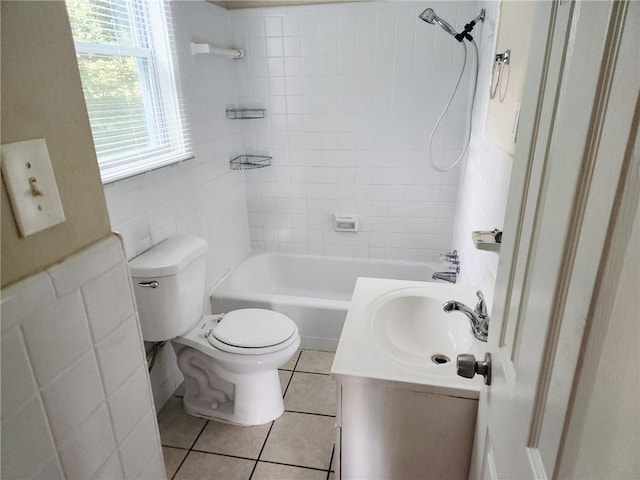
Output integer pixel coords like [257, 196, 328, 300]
[472, 230, 501, 252]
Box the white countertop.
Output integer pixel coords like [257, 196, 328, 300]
[331, 278, 486, 399]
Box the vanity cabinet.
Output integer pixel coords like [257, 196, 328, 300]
[334, 375, 478, 480]
[331, 278, 484, 479]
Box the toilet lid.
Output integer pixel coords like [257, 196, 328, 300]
[211, 309, 296, 348]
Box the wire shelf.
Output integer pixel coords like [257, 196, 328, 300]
[226, 107, 267, 120]
[230, 155, 272, 170]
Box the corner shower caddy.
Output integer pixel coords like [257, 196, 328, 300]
[229, 155, 272, 170]
[227, 104, 272, 170]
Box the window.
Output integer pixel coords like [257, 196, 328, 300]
[67, 0, 191, 184]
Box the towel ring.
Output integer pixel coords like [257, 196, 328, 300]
[489, 49, 511, 102]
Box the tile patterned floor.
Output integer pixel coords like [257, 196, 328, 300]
[158, 350, 337, 480]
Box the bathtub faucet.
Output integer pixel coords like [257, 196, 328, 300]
[432, 250, 460, 283]
[442, 290, 489, 342]
[432, 271, 458, 283]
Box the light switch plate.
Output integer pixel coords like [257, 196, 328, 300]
[1, 138, 66, 237]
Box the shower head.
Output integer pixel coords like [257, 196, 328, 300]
[418, 8, 458, 37]
[418, 7, 436, 24]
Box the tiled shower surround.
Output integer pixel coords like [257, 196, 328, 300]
[105, 1, 482, 271]
[232, 1, 479, 260]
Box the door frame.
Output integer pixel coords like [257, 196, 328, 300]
[469, 0, 638, 477]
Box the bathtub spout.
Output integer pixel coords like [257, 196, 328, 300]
[432, 271, 457, 283]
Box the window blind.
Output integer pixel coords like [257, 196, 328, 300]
[67, 0, 191, 184]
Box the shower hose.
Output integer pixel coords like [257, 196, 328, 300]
[428, 39, 480, 172]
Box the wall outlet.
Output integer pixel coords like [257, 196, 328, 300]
[1, 138, 66, 237]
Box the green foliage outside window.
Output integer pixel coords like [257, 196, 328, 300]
[68, 0, 152, 160]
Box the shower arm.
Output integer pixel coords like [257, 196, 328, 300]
[455, 9, 485, 43]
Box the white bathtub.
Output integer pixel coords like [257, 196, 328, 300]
[210, 252, 439, 351]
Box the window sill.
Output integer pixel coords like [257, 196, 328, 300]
[101, 153, 195, 185]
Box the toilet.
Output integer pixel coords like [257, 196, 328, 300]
[129, 236, 300, 426]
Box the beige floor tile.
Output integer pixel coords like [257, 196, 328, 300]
[279, 370, 293, 395]
[260, 412, 335, 470]
[173, 451, 254, 480]
[252, 461, 326, 480]
[157, 397, 207, 449]
[280, 350, 301, 371]
[296, 351, 335, 374]
[193, 420, 271, 459]
[162, 446, 187, 479]
[285, 372, 336, 416]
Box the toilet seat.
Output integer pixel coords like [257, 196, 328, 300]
[212, 309, 295, 348]
[175, 310, 298, 356]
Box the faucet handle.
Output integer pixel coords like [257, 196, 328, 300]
[440, 250, 460, 273]
[475, 290, 487, 317]
[441, 260, 460, 273]
[440, 250, 459, 262]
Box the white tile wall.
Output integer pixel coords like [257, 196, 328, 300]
[452, 1, 513, 289]
[103, 0, 250, 284]
[0, 235, 165, 480]
[453, 134, 512, 287]
[231, 1, 480, 261]
[102, 0, 252, 408]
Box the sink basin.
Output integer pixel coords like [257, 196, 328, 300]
[366, 287, 476, 369]
[333, 278, 485, 398]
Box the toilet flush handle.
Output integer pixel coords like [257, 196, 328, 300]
[138, 281, 159, 288]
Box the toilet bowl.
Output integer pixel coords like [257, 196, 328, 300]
[172, 311, 300, 425]
[129, 236, 300, 425]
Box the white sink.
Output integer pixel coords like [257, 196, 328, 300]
[332, 278, 485, 397]
[366, 287, 476, 369]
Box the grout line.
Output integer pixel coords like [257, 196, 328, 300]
[172, 419, 209, 480]
[189, 420, 209, 450]
[328, 443, 335, 478]
[292, 350, 302, 371]
[253, 459, 331, 474]
[250, 420, 275, 479]
[191, 449, 264, 463]
[284, 409, 336, 419]
[170, 448, 190, 480]
[282, 370, 294, 397]
[293, 370, 332, 376]
[163, 445, 189, 452]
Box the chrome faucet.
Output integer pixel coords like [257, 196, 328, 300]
[432, 250, 460, 283]
[432, 271, 458, 283]
[443, 290, 489, 342]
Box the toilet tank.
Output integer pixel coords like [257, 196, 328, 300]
[129, 236, 209, 342]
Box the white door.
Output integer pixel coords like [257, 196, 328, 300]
[467, 1, 639, 478]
